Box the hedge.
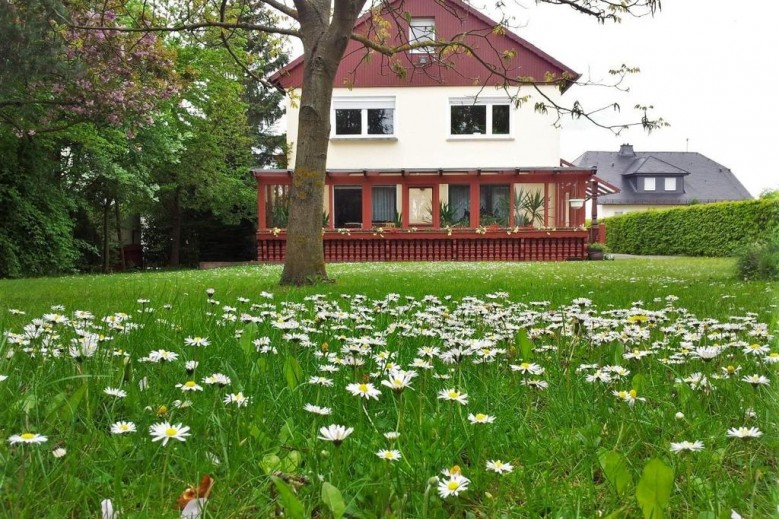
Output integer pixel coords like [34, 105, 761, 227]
[604, 198, 779, 257]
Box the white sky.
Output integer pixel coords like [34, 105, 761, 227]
[501, 0, 779, 196]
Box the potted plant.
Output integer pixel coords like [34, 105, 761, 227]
[587, 242, 607, 260]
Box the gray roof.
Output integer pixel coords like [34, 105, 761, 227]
[573, 146, 753, 205]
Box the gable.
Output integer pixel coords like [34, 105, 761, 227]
[272, 0, 578, 90]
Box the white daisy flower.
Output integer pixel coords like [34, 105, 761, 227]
[376, 449, 402, 461]
[726, 427, 762, 439]
[670, 440, 704, 453]
[317, 424, 354, 446]
[110, 421, 137, 434]
[149, 422, 191, 445]
[485, 460, 514, 474]
[8, 432, 48, 444]
[437, 388, 469, 405]
[467, 413, 495, 424]
[346, 382, 381, 400]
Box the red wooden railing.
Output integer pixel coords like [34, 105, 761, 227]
[257, 229, 588, 263]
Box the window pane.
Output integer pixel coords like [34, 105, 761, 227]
[479, 185, 509, 226]
[372, 186, 396, 223]
[367, 108, 394, 135]
[410, 18, 435, 52]
[451, 105, 486, 135]
[492, 105, 510, 134]
[644, 177, 656, 191]
[409, 187, 433, 225]
[335, 109, 361, 135]
[664, 177, 677, 191]
[447, 185, 470, 225]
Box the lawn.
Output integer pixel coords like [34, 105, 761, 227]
[0, 258, 776, 518]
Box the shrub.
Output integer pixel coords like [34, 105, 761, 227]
[605, 198, 779, 257]
[736, 230, 779, 280]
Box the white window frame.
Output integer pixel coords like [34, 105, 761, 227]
[664, 177, 677, 191]
[409, 18, 435, 54]
[644, 177, 656, 191]
[448, 97, 512, 138]
[331, 96, 396, 139]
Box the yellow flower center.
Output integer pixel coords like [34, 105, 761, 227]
[184, 381, 196, 388]
[20, 433, 35, 440]
[629, 389, 637, 398]
[165, 428, 178, 437]
[448, 391, 459, 398]
[447, 481, 460, 491]
[520, 363, 530, 369]
[157, 405, 168, 415]
[726, 365, 736, 373]
[358, 384, 368, 393]
[475, 414, 487, 421]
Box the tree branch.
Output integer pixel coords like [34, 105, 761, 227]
[66, 20, 301, 39]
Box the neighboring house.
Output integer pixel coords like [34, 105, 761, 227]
[253, 0, 606, 262]
[574, 144, 752, 217]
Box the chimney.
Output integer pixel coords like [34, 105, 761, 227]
[618, 144, 635, 157]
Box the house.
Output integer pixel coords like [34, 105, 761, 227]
[574, 144, 752, 217]
[253, 0, 611, 262]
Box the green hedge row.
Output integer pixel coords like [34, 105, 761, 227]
[604, 198, 779, 257]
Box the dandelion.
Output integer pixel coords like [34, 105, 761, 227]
[103, 387, 127, 398]
[376, 449, 402, 461]
[110, 421, 137, 434]
[223, 392, 250, 407]
[726, 427, 762, 439]
[185, 336, 210, 347]
[670, 440, 704, 453]
[346, 382, 382, 400]
[467, 413, 495, 424]
[317, 424, 354, 446]
[149, 422, 191, 445]
[437, 474, 470, 498]
[485, 460, 514, 474]
[176, 381, 204, 392]
[304, 403, 332, 415]
[8, 432, 48, 445]
[437, 388, 469, 405]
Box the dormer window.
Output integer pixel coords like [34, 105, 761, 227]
[664, 177, 677, 191]
[644, 177, 656, 191]
[409, 18, 435, 53]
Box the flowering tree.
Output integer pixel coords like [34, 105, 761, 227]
[56, 0, 662, 284]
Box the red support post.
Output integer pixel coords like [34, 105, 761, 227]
[469, 182, 480, 228]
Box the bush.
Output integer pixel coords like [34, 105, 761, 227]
[604, 198, 779, 257]
[736, 231, 779, 280]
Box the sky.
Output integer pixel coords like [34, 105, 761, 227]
[500, 0, 779, 196]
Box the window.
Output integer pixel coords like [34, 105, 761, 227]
[479, 185, 509, 226]
[450, 98, 510, 136]
[447, 185, 470, 225]
[664, 177, 677, 191]
[644, 177, 656, 191]
[409, 18, 435, 53]
[332, 97, 395, 137]
[372, 186, 397, 224]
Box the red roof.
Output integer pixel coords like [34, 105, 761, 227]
[272, 0, 579, 91]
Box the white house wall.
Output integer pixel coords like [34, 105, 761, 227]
[285, 86, 563, 169]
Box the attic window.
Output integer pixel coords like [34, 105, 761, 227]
[644, 177, 656, 191]
[409, 18, 435, 53]
[664, 177, 677, 191]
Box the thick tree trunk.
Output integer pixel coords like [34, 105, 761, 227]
[170, 188, 182, 268]
[115, 199, 126, 271]
[280, 6, 358, 285]
[102, 199, 111, 273]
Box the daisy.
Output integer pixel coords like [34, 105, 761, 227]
[613, 389, 646, 406]
[380, 370, 416, 392]
[176, 381, 204, 392]
[308, 376, 334, 387]
[741, 374, 770, 387]
[223, 392, 250, 407]
[346, 382, 381, 400]
[184, 336, 210, 347]
[51, 447, 67, 458]
[510, 362, 545, 375]
[0, 375, 8, 382]
[376, 449, 402, 461]
[303, 403, 332, 415]
[185, 360, 199, 373]
[202, 373, 231, 386]
[149, 422, 191, 445]
[384, 431, 400, 440]
[110, 421, 137, 434]
[670, 440, 704, 453]
[742, 343, 770, 355]
[317, 424, 354, 446]
[486, 460, 514, 474]
[437, 388, 469, 405]
[726, 427, 762, 439]
[437, 474, 470, 498]
[103, 387, 127, 398]
[8, 432, 48, 444]
[521, 379, 549, 390]
[467, 413, 495, 424]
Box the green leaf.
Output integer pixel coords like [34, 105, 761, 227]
[284, 356, 303, 389]
[632, 373, 647, 393]
[260, 453, 281, 474]
[271, 476, 305, 519]
[515, 328, 533, 360]
[635, 458, 674, 519]
[45, 384, 87, 424]
[280, 450, 302, 473]
[239, 326, 256, 357]
[322, 482, 347, 519]
[598, 449, 633, 495]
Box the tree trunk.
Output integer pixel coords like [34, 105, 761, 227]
[280, 0, 362, 285]
[170, 188, 182, 268]
[102, 199, 111, 273]
[115, 199, 126, 271]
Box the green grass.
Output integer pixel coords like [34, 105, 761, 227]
[0, 259, 776, 518]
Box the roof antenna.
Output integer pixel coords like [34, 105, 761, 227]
[686, 138, 689, 152]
